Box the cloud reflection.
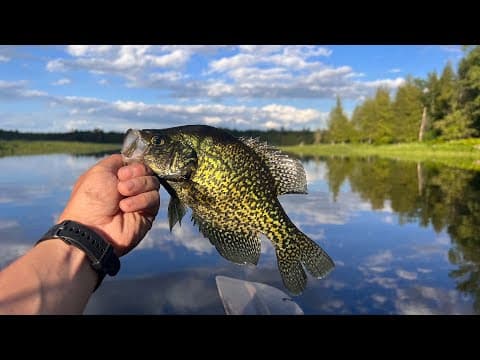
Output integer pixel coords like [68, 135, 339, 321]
[0, 243, 31, 269]
[138, 219, 215, 255]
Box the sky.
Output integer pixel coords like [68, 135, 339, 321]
[0, 45, 464, 133]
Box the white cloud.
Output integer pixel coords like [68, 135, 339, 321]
[46, 58, 67, 72]
[388, 68, 401, 73]
[210, 53, 258, 72]
[0, 55, 9, 62]
[98, 79, 108, 86]
[64, 119, 88, 130]
[67, 45, 113, 56]
[44, 96, 327, 131]
[0, 80, 49, 100]
[48, 45, 220, 77]
[261, 104, 321, 126]
[440, 45, 462, 53]
[210, 46, 331, 73]
[45, 45, 404, 102]
[238, 45, 284, 54]
[203, 116, 222, 125]
[52, 78, 71, 86]
[364, 77, 405, 89]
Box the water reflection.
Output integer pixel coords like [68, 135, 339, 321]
[307, 156, 480, 313]
[1, 153, 480, 314]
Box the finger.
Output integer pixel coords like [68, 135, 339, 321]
[117, 162, 153, 181]
[119, 190, 160, 213]
[95, 154, 125, 173]
[117, 175, 160, 196]
[139, 203, 160, 224]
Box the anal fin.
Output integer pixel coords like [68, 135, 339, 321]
[192, 213, 260, 265]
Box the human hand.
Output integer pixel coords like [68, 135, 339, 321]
[58, 154, 160, 256]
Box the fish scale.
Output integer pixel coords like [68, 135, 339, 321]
[121, 125, 335, 294]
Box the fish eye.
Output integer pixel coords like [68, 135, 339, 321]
[152, 136, 165, 146]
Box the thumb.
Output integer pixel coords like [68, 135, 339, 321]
[95, 154, 125, 173]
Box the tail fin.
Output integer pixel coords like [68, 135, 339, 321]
[275, 232, 335, 295]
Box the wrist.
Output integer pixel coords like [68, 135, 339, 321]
[37, 220, 121, 291]
[34, 239, 99, 290]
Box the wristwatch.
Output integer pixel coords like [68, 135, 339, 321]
[36, 220, 121, 291]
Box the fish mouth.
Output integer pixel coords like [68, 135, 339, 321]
[121, 129, 149, 163]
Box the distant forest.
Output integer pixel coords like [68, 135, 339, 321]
[0, 128, 315, 146]
[323, 45, 480, 144]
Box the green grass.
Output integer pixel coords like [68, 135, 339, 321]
[3, 138, 480, 171]
[281, 138, 480, 171]
[0, 140, 121, 157]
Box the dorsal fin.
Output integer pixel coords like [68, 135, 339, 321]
[239, 137, 307, 195]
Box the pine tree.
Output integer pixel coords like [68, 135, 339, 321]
[435, 47, 480, 139]
[437, 62, 457, 120]
[327, 96, 352, 143]
[392, 78, 424, 142]
[370, 88, 394, 144]
[351, 98, 376, 143]
[457, 45, 480, 135]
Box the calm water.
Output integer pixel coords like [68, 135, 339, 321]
[1, 153, 479, 314]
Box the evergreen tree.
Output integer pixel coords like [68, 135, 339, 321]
[327, 96, 352, 143]
[435, 109, 477, 140]
[457, 45, 480, 136]
[436, 62, 457, 120]
[426, 63, 459, 139]
[370, 88, 394, 144]
[351, 98, 376, 143]
[392, 78, 424, 142]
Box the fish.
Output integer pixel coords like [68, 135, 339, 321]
[121, 125, 334, 294]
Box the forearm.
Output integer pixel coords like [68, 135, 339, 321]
[0, 239, 98, 314]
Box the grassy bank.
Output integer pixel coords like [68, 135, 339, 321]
[0, 140, 121, 157]
[282, 138, 480, 171]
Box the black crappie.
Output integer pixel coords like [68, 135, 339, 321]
[121, 125, 334, 294]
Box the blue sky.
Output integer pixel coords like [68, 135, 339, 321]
[0, 45, 463, 132]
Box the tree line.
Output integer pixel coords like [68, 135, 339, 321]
[0, 127, 314, 147]
[0, 128, 124, 143]
[323, 45, 480, 144]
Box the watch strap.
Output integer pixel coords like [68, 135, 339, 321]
[37, 220, 120, 290]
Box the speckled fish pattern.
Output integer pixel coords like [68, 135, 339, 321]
[124, 125, 335, 294]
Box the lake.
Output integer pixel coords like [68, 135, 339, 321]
[1, 153, 479, 314]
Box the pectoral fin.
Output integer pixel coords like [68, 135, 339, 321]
[168, 196, 187, 231]
[159, 178, 187, 231]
